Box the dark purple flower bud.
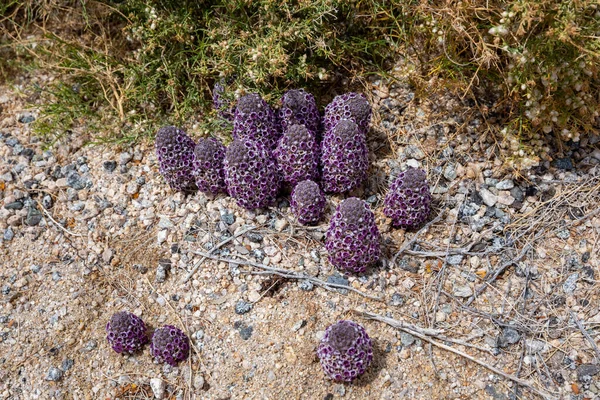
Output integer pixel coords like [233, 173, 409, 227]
[325, 197, 380, 274]
[106, 311, 148, 354]
[155, 126, 197, 192]
[317, 320, 373, 382]
[291, 180, 325, 225]
[384, 167, 432, 228]
[278, 89, 321, 135]
[233, 93, 281, 150]
[150, 325, 190, 366]
[320, 120, 368, 193]
[224, 138, 282, 209]
[323, 92, 371, 136]
[273, 124, 320, 186]
[192, 137, 227, 194]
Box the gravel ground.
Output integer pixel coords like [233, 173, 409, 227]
[1, 68, 600, 400]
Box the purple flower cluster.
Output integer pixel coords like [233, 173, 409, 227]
[193, 137, 227, 194]
[233, 93, 281, 150]
[320, 120, 368, 193]
[383, 167, 432, 228]
[291, 180, 325, 225]
[325, 198, 380, 274]
[317, 320, 373, 382]
[155, 126, 197, 192]
[105, 311, 149, 354]
[224, 138, 281, 209]
[274, 124, 319, 186]
[150, 325, 190, 366]
[323, 92, 371, 136]
[279, 89, 321, 135]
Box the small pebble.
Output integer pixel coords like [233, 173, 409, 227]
[235, 300, 253, 315]
[46, 367, 63, 381]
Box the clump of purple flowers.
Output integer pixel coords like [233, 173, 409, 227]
[274, 124, 319, 186]
[155, 126, 197, 192]
[291, 180, 325, 225]
[317, 320, 373, 382]
[106, 311, 148, 354]
[320, 120, 368, 193]
[233, 93, 281, 150]
[279, 89, 321, 135]
[323, 92, 371, 136]
[224, 138, 281, 209]
[325, 197, 380, 274]
[383, 167, 432, 228]
[192, 137, 227, 195]
[150, 325, 190, 366]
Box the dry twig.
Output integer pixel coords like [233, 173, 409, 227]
[358, 311, 557, 400]
[194, 251, 383, 301]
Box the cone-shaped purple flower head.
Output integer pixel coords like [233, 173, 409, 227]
[213, 81, 234, 122]
[106, 311, 148, 354]
[233, 93, 281, 150]
[279, 89, 321, 135]
[323, 92, 371, 136]
[291, 180, 325, 225]
[384, 167, 432, 228]
[320, 120, 368, 193]
[274, 124, 320, 186]
[192, 137, 227, 194]
[150, 325, 190, 366]
[317, 320, 373, 382]
[325, 197, 380, 274]
[224, 138, 281, 209]
[155, 126, 197, 192]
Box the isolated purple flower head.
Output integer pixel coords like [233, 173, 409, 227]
[106, 311, 148, 354]
[291, 180, 325, 225]
[192, 137, 227, 194]
[323, 92, 371, 136]
[233, 93, 281, 150]
[325, 197, 380, 274]
[224, 138, 281, 209]
[320, 119, 368, 193]
[274, 124, 320, 186]
[383, 167, 432, 228]
[317, 320, 373, 382]
[155, 126, 197, 192]
[279, 89, 321, 135]
[150, 325, 190, 366]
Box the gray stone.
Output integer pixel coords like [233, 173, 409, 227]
[447, 255, 463, 265]
[404, 145, 425, 160]
[46, 366, 63, 381]
[61, 359, 74, 372]
[453, 285, 473, 298]
[234, 321, 253, 340]
[390, 293, 404, 306]
[150, 377, 166, 399]
[42, 194, 53, 209]
[479, 188, 497, 207]
[3, 228, 14, 241]
[577, 364, 600, 381]
[52, 271, 61, 282]
[299, 280, 314, 291]
[25, 206, 42, 226]
[234, 300, 252, 315]
[443, 164, 457, 181]
[496, 180, 514, 190]
[156, 260, 170, 283]
[292, 320, 307, 332]
[246, 232, 263, 243]
[497, 328, 520, 348]
[327, 274, 349, 295]
[103, 161, 117, 172]
[221, 213, 235, 225]
[66, 171, 86, 190]
[4, 201, 23, 210]
[525, 339, 548, 354]
[556, 229, 570, 240]
[563, 273, 578, 295]
[119, 152, 133, 165]
[400, 332, 415, 346]
[30, 264, 41, 273]
[18, 114, 35, 124]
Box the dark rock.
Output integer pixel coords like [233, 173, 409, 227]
[298, 280, 314, 291]
[552, 157, 573, 171]
[577, 364, 600, 381]
[4, 201, 23, 210]
[326, 274, 349, 295]
[221, 213, 235, 225]
[66, 171, 86, 190]
[170, 243, 180, 253]
[398, 257, 419, 273]
[20, 148, 35, 160]
[390, 293, 404, 306]
[18, 114, 35, 124]
[46, 367, 63, 381]
[3, 228, 13, 241]
[497, 328, 520, 348]
[42, 195, 53, 209]
[246, 232, 263, 243]
[103, 161, 117, 173]
[25, 206, 42, 226]
[233, 321, 253, 340]
[61, 359, 74, 372]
